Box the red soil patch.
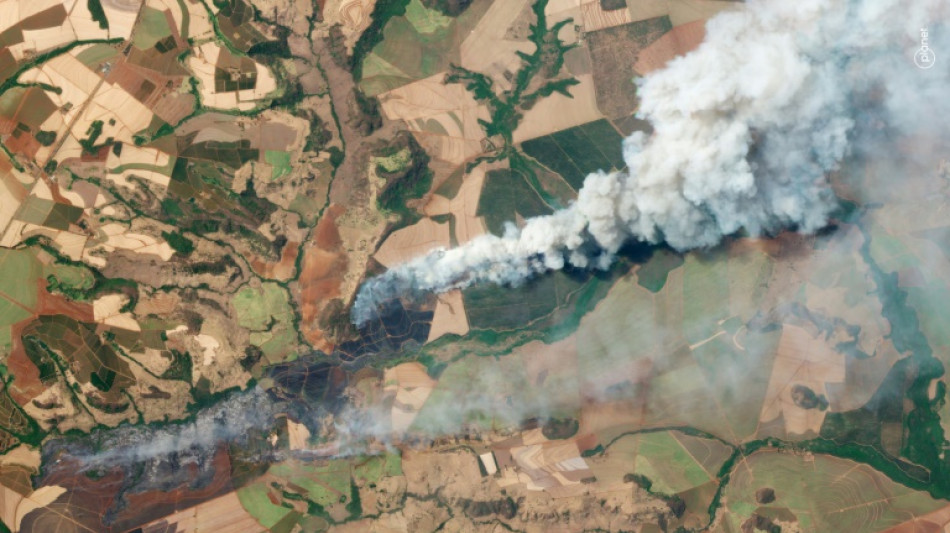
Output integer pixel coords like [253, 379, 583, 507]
[249, 240, 300, 281]
[4, 131, 39, 160]
[297, 204, 348, 351]
[24, 463, 125, 532]
[110, 446, 235, 532]
[6, 280, 94, 406]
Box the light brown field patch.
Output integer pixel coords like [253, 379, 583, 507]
[373, 217, 450, 268]
[757, 324, 844, 436]
[427, 289, 468, 342]
[385, 362, 437, 432]
[424, 167, 487, 245]
[512, 73, 604, 144]
[377, 74, 490, 165]
[580, 0, 633, 31]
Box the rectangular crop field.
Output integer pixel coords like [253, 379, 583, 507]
[520, 119, 625, 190]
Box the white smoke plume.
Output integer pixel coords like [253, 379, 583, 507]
[352, 0, 949, 325]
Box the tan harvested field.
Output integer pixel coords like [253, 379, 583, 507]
[373, 217, 450, 268]
[93, 293, 141, 331]
[82, 222, 174, 267]
[188, 43, 277, 111]
[633, 19, 706, 75]
[0, 483, 67, 532]
[384, 362, 436, 432]
[757, 324, 843, 436]
[427, 289, 469, 342]
[378, 74, 490, 164]
[138, 491, 265, 533]
[107, 144, 170, 168]
[625, 0, 669, 22]
[3, 0, 136, 60]
[286, 419, 311, 450]
[580, 0, 632, 31]
[668, 0, 737, 27]
[424, 167, 487, 245]
[511, 73, 604, 144]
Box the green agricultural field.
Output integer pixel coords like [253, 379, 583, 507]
[520, 119, 625, 190]
[589, 431, 717, 495]
[265, 150, 292, 180]
[352, 453, 402, 484]
[234, 283, 292, 331]
[269, 460, 351, 507]
[359, 0, 492, 96]
[75, 43, 119, 68]
[907, 284, 950, 349]
[234, 283, 296, 362]
[44, 263, 95, 293]
[463, 269, 592, 331]
[404, 0, 452, 34]
[0, 250, 41, 348]
[721, 452, 944, 533]
[476, 168, 552, 236]
[237, 481, 293, 529]
[14, 197, 55, 226]
[132, 7, 173, 50]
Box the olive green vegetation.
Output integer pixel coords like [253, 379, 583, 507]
[161, 350, 193, 383]
[161, 230, 195, 255]
[520, 119, 625, 190]
[636, 249, 684, 293]
[541, 417, 579, 440]
[79, 120, 110, 154]
[34, 130, 56, 146]
[476, 167, 552, 236]
[87, 0, 109, 30]
[345, 478, 362, 518]
[419, 0, 472, 16]
[376, 134, 433, 227]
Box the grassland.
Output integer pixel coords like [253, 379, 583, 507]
[236, 481, 293, 529]
[132, 7, 173, 50]
[233, 283, 297, 363]
[0, 250, 41, 349]
[265, 150, 292, 180]
[721, 452, 944, 532]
